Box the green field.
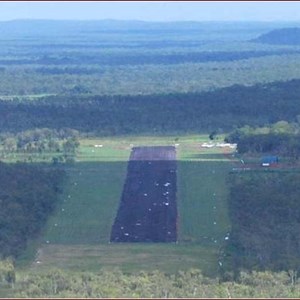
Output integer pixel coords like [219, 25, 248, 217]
[17, 135, 235, 276]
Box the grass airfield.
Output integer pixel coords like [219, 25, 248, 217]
[17, 135, 235, 276]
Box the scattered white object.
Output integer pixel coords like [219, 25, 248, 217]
[68, 195, 71, 198]
[167, 231, 171, 235]
[62, 208, 65, 212]
[218, 261, 223, 266]
[36, 260, 41, 264]
[144, 193, 148, 196]
[214, 240, 217, 243]
[201, 143, 215, 148]
[215, 143, 236, 148]
[213, 222, 217, 225]
[54, 223, 58, 227]
[175, 143, 180, 147]
[165, 202, 169, 206]
[148, 208, 152, 211]
[136, 222, 141, 226]
[164, 182, 171, 187]
[94, 144, 103, 148]
[121, 226, 124, 230]
[46, 240, 50, 244]
[155, 182, 159, 186]
[225, 236, 229, 240]
[124, 233, 129, 236]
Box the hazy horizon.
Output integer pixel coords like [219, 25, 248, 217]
[1, 18, 300, 24]
[0, 1, 300, 23]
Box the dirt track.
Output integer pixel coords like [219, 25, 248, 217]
[129, 146, 176, 161]
[110, 146, 177, 243]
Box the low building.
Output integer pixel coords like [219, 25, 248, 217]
[261, 156, 279, 167]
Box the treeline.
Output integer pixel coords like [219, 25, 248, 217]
[0, 128, 80, 163]
[226, 172, 300, 273]
[0, 128, 80, 154]
[1, 50, 299, 66]
[2, 80, 300, 135]
[0, 162, 65, 258]
[1, 266, 300, 298]
[226, 121, 300, 158]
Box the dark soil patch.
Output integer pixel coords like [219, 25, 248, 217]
[110, 146, 177, 243]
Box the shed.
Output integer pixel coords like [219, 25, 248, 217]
[261, 156, 279, 167]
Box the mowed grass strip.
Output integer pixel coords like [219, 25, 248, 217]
[43, 162, 127, 244]
[31, 244, 219, 276]
[20, 135, 232, 275]
[177, 160, 231, 244]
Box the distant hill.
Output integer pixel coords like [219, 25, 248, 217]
[252, 27, 300, 45]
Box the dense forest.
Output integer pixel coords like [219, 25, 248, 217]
[1, 50, 300, 66]
[1, 21, 300, 97]
[1, 79, 300, 135]
[225, 121, 300, 159]
[226, 172, 300, 273]
[0, 163, 65, 258]
[225, 122, 300, 273]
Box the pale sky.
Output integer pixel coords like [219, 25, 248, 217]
[0, 1, 300, 22]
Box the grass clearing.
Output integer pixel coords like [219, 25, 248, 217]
[29, 244, 219, 276]
[17, 134, 233, 276]
[178, 160, 231, 244]
[43, 162, 127, 244]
